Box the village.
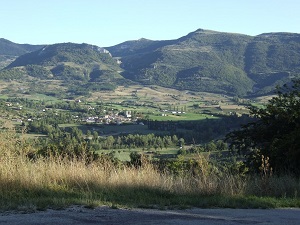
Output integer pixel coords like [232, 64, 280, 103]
[3, 99, 145, 126]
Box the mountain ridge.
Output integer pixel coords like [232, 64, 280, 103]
[1, 28, 300, 97]
[0, 38, 43, 56]
[0, 38, 44, 69]
[106, 29, 300, 96]
[0, 42, 131, 98]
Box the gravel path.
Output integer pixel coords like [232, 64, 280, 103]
[0, 206, 299, 225]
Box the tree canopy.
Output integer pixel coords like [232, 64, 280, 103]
[227, 79, 300, 174]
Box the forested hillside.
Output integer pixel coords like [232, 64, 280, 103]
[0, 38, 43, 69]
[1, 29, 300, 97]
[0, 42, 134, 97]
[107, 29, 300, 96]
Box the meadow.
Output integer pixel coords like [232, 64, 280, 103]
[0, 128, 299, 211]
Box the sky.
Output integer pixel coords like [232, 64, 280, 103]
[1, 0, 300, 47]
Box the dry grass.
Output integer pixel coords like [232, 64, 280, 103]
[0, 128, 299, 210]
[88, 85, 228, 104]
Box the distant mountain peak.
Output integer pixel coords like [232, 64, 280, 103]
[258, 32, 300, 38]
[193, 28, 222, 34]
[137, 38, 151, 42]
[0, 38, 43, 56]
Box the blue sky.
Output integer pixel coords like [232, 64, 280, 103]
[1, 0, 299, 47]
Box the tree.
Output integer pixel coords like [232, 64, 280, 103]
[86, 130, 92, 138]
[227, 79, 300, 174]
[103, 136, 115, 149]
[92, 131, 98, 141]
[129, 152, 148, 168]
[178, 138, 185, 147]
[205, 141, 217, 152]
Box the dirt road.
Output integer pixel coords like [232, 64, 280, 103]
[0, 206, 299, 225]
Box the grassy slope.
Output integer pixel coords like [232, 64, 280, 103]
[0, 129, 299, 211]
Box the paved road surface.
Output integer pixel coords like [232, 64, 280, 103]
[0, 206, 299, 225]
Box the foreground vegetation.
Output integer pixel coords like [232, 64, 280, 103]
[0, 129, 299, 211]
[227, 79, 300, 174]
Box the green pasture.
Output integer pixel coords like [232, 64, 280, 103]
[100, 101, 221, 121]
[0, 95, 8, 99]
[10, 93, 61, 102]
[147, 112, 217, 121]
[96, 147, 180, 161]
[251, 102, 266, 109]
[102, 102, 156, 113]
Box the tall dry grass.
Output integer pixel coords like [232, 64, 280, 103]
[0, 128, 299, 210]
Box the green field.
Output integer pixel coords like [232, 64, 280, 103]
[148, 112, 217, 121]
[96, 148, 180, 161]
[25, 93, 62, 102]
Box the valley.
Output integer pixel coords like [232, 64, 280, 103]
[0, 28, 295, 169]
[0, 82, 257, 164]
[0, 29, 299, 211]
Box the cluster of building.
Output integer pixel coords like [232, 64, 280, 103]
[82, 111, 133, 125]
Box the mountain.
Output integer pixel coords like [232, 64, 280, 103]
[0, 38, 43, 69]
[4, 42, 123, 80]
[0, 38, 43, 56]
[2, 29, 300, 97]
[0, 42, 132, 98]
[106, 38, 176, 57]
[107, 29, 300, 96]
[244, 33, 300, 93]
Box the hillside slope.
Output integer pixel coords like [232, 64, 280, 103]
[0, 42, 132, 98]
[2, 29, 300, 97]
[245, 33, 300, 93]
[107, 29, 300, 96]
[4, 42, 123, 81]
[0, 38, 43, 69]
